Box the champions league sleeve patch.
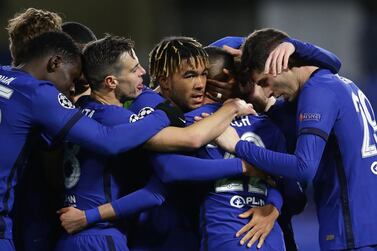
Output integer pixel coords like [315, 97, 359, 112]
[58, 93, 75, 109]
[299, 112, 321, 122]
[129, 107, 155, 123]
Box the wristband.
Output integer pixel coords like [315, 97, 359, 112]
[85, 207, 101, 225]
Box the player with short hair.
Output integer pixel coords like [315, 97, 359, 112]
[6, 7, 62, 67]
[218, 28, 377, 251]
[54, 34, 253, 251]
[62, 21, 97, 101]
[0, 30, 188, 251]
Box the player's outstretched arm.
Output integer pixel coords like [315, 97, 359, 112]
[33, 84, 175, 155]
[58, 177, 167, 233]
[151, 153, 244, 183]
[144, 98, 255, 152]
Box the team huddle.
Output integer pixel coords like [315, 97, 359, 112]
[0, 7, 377, 251]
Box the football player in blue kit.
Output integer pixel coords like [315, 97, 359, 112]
[13, 19, 99, 251]
[207, 34, 342, 251]
[54, 35, 254, 251]
[0, 30, 198, 251]
[218, 28, 377, 251]
[58, 34, 343, 251]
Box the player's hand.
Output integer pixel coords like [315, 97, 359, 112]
[236, 204, 280, 248]
[194, 112, 211, 122]
[205, 69, 237, 102]
[58, 207, 88, 234]
[215, 126, 239, 153]
[224, 98, 256, 117]
[265, 42, 295, 76]
[223, 45, 242, 57]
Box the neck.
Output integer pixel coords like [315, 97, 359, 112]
[297, 66, 319, 89]
[91, 89, 122, 107]
[17, 61, 43, 80]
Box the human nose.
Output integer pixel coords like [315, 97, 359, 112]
[139, 66, 146, 76]
[194, 75, 206, 90]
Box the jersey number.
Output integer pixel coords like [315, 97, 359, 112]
[352, 90, 377, 158]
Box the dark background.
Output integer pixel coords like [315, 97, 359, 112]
[2, 1, 377, 250]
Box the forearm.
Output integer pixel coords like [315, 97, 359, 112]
[85, 178, 166, 223]
[235, 134, 326, 181]
[144, 102, 239, 152]
[67, 110, 169, 155]
[286, 37, 341, 73]
[265, 187, 283, 213]
[152, 153, 243, 183]
[111, 177, 166, 218]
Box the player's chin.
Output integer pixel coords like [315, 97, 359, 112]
[189, 102, 202, 110]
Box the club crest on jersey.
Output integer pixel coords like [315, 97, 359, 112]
[299, 112, 321, 122]
[58, 93, 75, 109]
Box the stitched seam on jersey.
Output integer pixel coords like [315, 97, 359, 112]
[1, 128, 38, 235]
[298, 127, 329, 141]
[103, 167, 112, 203]
[51, 110, 84, 147]
[105, 235, 116, 251]
[201, 203, 209, 251]
[331, 136, 355, 249]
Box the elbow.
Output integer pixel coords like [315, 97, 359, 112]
[154, 165, 176, 183]
[296, 158, 317, 182]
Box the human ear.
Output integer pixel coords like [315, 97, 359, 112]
[104, 76, 117, 89]
[47, 55, 63, 73]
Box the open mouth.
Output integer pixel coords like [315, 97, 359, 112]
[192, 94, 204, 103]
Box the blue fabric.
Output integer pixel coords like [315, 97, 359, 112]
[55, 227, 128, 251]
[0, 239, 15, 251]
[236, 69, 377, 250]
[85, 208, 101, 225]
[209, 36, 245, 49]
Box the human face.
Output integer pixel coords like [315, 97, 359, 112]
[48, 58, 82, 97]
[251, 69, 299, 102]
[114, 50, 146, 102]
[165, 58, 208, 112]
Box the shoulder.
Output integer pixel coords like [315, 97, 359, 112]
[129, 87, 165, 113]
[185, 103, 221, 125]
[94, 104, 132, 126]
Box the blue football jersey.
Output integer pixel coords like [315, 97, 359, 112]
[0, 66, 80, 239]
[63, 96, 131, 225]
[297, 69, 377, 250]
[185, 104, 286, 251]
[235, 69, 377, 250]
[0, 66, 170, 241]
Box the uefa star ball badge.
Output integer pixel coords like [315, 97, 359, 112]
[58, 93, 75, 109]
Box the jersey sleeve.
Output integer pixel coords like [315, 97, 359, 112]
[31, 83, 84, 138]
[235, 132, 326, 181]
[297, 83, 339, 141]
[209, 36, 245, 49]
[150, 153, 243, 183]
[285, 38, 341, 73]
[265, 186, 283, 213]
[31, 83, 171, 155]
[129, 88, 165, 114]
[111, 176, 167, 218]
